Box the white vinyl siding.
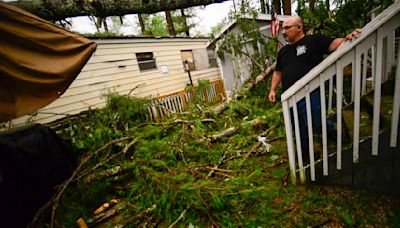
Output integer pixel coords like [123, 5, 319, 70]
[9, 38, 222, 126]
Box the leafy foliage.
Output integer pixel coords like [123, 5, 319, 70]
[43, 80, 400, 226]
[298, 0, 395, 37]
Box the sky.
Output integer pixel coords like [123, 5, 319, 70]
[69, 1, 235, 36]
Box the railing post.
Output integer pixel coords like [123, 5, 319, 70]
[282, 100, 297, 184]
[328, 77, 333, 114]
[292, 97, 306, 183]
[336, 61, 344, 170]
[319, 79, 329, 176]
[372, 32, 384, 156]
[385, 31, 396, 82]
[353, 49, 363, 162]
[390, 47, 400, 147]
[305, 92, 316, 181]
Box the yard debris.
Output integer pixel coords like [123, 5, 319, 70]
[76, 218, 88, 228]
[33, 88, 400, 227]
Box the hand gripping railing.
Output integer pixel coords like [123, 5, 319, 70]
[281, 2, 400, 184]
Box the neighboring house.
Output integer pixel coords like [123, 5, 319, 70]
[207, 14, 289, 94]
[8, 37, 223, 126]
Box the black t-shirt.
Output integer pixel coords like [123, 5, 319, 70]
[276, 35, 333, 92]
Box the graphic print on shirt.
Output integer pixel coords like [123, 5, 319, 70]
[296, 45, 307, 56]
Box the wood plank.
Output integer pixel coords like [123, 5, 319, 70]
[88, 53, 134, 64]
[293, 96, 306, 183]
[10, 102, 105, 127]
[87, 52, 183, 64]
[81, 59, 136, 72]
[82, 50, 184, 72]
[390, 46, 400, 147]
[75, 62, 183, 82]
[319, 79, 329, 176]
[372, 31, 384, 156]
[336, 59, 344, 170]
[66, 69, 189, 96]
[353, 48, 363, 162]
[283, 100, 297, 184]
[305, 92, 316, 181]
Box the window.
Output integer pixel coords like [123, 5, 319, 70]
[136, 52, 157, 71]
[181, 50, 196, 71]
[207, 49, 218, 68]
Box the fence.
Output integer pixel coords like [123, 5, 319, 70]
[147, 79, 226, 121]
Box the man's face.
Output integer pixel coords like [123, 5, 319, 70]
[282, 20, 300, 44]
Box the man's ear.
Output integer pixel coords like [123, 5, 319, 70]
[297, 25, 301, 30]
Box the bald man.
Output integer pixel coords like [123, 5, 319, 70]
[268, 16, 361, 160]
[269, 16, 361, 102]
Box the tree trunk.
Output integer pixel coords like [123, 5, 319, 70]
[230, 45, 240, 100]
[89, 16, 101, 33]
[309, 0, 316, 11]
[10, 0, 230, 21]
[102, 18, 109, 32]
[260, 0, 266, 14]
[272, 0, 282, 15]
[138, 14, 146, 35]
[165, 11, 176, 36]
[326, 0, 330, 11]
[297, 0, 305, 13]
[180, 9, 190, 36]
[282, 0, 291, 15]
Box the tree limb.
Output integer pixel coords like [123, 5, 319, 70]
[10, 0, 230, 21]
[245, 61, 276, 90]
[30, 136, 133, 227]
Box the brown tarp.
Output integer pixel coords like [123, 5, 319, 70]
[0, 2, 96, 122]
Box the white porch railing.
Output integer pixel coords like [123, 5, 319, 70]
[281, 2, 400, 184]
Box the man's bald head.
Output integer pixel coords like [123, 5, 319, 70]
[282, 16, 304, 44]
[284, 16, 302, 27]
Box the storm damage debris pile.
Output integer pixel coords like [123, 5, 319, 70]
[34, 88, 400, 227]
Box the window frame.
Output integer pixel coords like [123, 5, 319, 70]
[136, 52, 157, 72]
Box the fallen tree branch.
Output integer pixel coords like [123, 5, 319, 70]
[76, 137, 139, 181]
[30, 136, 133, 227]
[208, 127, 238, 142]
[138, 118, 215, 128]
[83, 166, 128, 184]
[208, 117, 267, 142]
[245, 61, 276, 90]
[168, 203, 192, 228]
[119, 204, 157, 226]
[206, 149, 228, 177]
[211, 103, 229, 116]
[206, 167, 244, 173]
[127, 83, 146, 96]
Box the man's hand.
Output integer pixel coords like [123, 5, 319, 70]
[345, 28, 362, 41]
[269, 71, 281, 103]
[329, 28, 362, 52]
[268, 90, 276, 102]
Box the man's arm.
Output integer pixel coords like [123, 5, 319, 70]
[268, 70, 282, 102]
[329, 28, 362, 52]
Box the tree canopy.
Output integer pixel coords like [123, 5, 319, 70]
[11, 0, 229, 21]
